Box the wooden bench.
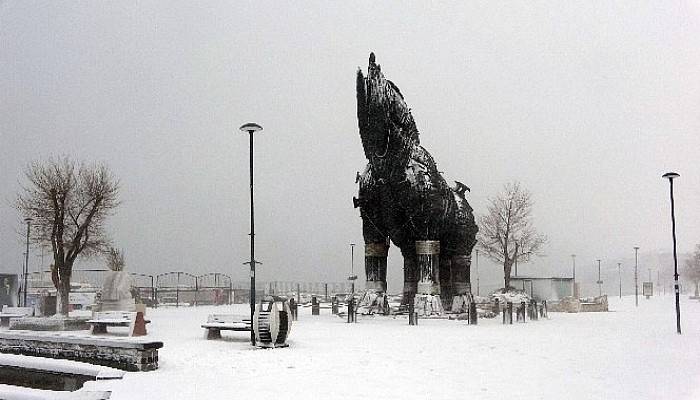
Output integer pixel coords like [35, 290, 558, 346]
[0, 306, 33, 327]
[201, 314, 251, 340]
[87, 311, 149, 337]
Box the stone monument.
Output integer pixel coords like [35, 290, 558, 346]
[354, 53, 479, 315]
[99, 248, 135, 312]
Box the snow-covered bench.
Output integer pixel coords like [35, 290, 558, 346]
[87, 311, 149, 337]
[201, 314, 251, 340]
[0, 306, 33, 327]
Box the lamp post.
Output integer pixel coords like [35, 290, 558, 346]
[349, 243, 357, 294]
[23, 217, 32, 307]
[662, 171, 681, 334]
[571, 254, 576, 297]
[596, 259, 602, 297]
[475, 249, 480, 296]
[634, 246, 639, 307]
[618, 262, 622, 299]
[239, 122, 263, 346]
[348, 243, 358, 323]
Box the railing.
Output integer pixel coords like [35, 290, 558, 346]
[23, 269, 354, 308]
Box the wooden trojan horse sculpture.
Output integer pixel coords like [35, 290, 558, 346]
[353, 53, 479, 315]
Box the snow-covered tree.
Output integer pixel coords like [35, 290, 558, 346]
[477, 181, 546, 289]
[16, 156, 120, 315]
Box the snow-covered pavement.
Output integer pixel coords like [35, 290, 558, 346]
[84, 295, 700, 399]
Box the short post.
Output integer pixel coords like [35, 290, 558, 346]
[347, 297, 355, 323]
[289, 297, 298, 321]
[493, 298, 500, 316]
[531, 300, 538, 321]
[542, 300, 547, 318]
[518, 301, 526, 322]
[331, 296, 339, 314]
[469, 301, 478, 325]
[311, 296, 320, 316]
[507, 302, 513, 324]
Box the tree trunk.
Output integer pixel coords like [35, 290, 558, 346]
[695, 281, 699, 298]
[56, 279, 70, 315]
[54, 260, 73, 316]
[503, 259, 513, 290]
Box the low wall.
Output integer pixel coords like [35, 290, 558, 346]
[0, 331, 162, 372]
[548, 295, 608, 313]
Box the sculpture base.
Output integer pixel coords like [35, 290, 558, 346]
[450, 294, 472, 314]
[357, 289, 390, 315]
[414, 294, 444, 316]
[98, 299, 136, 312]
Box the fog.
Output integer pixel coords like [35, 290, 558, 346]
[1, 2, 699, 295]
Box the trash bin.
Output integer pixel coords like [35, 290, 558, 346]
[253, 296, 292, 348]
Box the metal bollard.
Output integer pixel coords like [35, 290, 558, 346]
[347, 298, 355, 323]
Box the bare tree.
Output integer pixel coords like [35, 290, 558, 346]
[684, 244, 700, 297]
[106, 247, 126, 272]
[477, 181, 546, 290]
[16, 156, 119, 315]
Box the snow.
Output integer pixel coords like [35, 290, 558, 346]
[22, 296, 700, 399]
[0, 384, 109, 400]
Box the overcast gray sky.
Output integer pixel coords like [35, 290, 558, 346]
[1, 1, 699, 295]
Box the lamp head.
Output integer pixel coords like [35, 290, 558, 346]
[24, 217, 33, 223]
[239, 122, 263, 133]
[662, 172, 680, 180]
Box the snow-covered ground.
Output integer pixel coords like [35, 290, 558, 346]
[71, 295, 700, 399]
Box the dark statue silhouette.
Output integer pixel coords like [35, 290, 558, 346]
[354, 53, 478, 313]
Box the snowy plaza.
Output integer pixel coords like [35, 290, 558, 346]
[31, 296, 691, 400]
[3, 2, 700, 399]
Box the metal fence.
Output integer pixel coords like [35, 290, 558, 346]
[24, 269, 353, 307]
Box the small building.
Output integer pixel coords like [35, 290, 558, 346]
[510, 276, 574, 302]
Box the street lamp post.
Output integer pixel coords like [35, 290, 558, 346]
[23, 217, 32, 307]
[662, 172, 681, 334]
[240, 122, 263, 346]
[596, 259, 602, 297]
[634, 246, 639, 307]
[348, 243, 358, 323]
[349, 243, 357, 294]
[618, 262, 622, 299]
